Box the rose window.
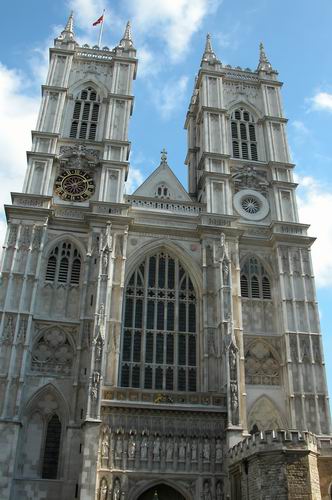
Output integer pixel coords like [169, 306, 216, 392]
[233, 189, 270, 221]
[241, 196, 261, 214]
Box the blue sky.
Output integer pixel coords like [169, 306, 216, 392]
[1, 0, 332, 404]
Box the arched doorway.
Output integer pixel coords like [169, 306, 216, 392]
[137, 484, 185, 500]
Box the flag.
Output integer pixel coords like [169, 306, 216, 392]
[93, 14, 104, 26]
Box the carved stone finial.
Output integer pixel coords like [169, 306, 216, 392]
[119, 21, 134, 48]
[257, 41, 273, 73]
[57, 12, 76, 43]
[201, 33, 220, 66]
[160, 148, 168, 163]
[64, 11, 74, 34]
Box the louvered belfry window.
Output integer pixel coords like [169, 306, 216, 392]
[240, 256, 271, 300]
[69, 87, 100, 141]
[231, 108, 258, 161]
[45, 242, 82, 285]
[120, 252, 197, 392]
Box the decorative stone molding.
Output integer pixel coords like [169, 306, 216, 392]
[245, 341, 280, 385]
[31, 327, 74, 375]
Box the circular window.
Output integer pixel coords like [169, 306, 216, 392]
[234, 189, 269, 221]
[241, 196, 261, 214]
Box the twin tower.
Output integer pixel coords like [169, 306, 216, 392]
[0, 13, 331, 500]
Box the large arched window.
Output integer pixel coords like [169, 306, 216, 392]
[45, 241, 82, 285]
[120, 251, 197, 392]
[231, 108, 258, 161]
[69, 87, 100, 141]
[42, 414, 62, 479]
[240, 256, 271, 300]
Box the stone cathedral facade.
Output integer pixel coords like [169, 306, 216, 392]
[1, 13, 332, 500]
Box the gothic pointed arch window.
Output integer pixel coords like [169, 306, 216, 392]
[42, 414, 62, 479]
[120, 251, 197, 392]
[240, 256, 271, 300]
[231, 108, 258, 161]
[69, 87, 100, 141]
[45, 241, 82, 285]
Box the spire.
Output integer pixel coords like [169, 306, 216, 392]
[64, 11, 74, 34]
[55, 12, 76, 45]
[257, 42, 274, 73]
[201, 34, 220, 66]
[119, 21, 134, 49]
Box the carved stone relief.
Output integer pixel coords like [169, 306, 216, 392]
[245, 341, 280, 385]
[248, 397, 285, 432]
[31, 327, 74, 375]
[58, 144, 100, 171]
[232, 165, 269, 194]
[98, 420, 224, 473]
[2, 314, 15, 343]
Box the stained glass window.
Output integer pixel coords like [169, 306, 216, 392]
[120, 252, 197, 391]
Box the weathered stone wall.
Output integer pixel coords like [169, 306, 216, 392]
[317, 438, 332, 500]
[229, 430, 322, 500]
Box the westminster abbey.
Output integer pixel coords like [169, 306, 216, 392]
[0, 13, 332, 500]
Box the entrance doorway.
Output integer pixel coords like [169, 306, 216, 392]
[137, 484, 186, 500]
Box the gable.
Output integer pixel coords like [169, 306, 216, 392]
[132, 161, 192, 202]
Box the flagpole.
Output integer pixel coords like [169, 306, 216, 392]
[98, 9, 105, 48]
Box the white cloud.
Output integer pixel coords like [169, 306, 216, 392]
[152, 76, 189, 119]
[68, 0, 105, 29]
[127, 0, 222, 62]
[292, 120, 310, 135]
[0, 64, 39, 213]
[125, 167, 144, 194]
[295, 175, 332, 287]
[310, 91, 332, 113]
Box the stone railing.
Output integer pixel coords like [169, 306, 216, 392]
[126, 196, 203, 215]
[76, 46, 115, 61]
[102, 388, 226, 409]
[229, 430, 318, 463]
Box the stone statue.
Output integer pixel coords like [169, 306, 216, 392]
[102, 249, 109, 273]
[203, 480, 212, 500]
[140, 435, 148, 460]
[153, 436, 161, 461]
[229, 346, 237, 380]
[191, 439, 198, 461]
[203, 438, 210, 462]
[99, 478, 108, 500]
[91, 371, 100, 400]
[101, 429, 110, 460]
[115, 435, 123, 459]
[216, 480, 223, 500]
[219, 232, 226, 261]
[166, 437, 174, 461]
[113, 478, 121, 500]
[215, 439, 223, 463]
[231, 382, 239, 411]
[222, 258, 230, 285]
[128, 434, 136, 459]
[178, 438, 186, 461]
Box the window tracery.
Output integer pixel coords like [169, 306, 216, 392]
[31, 327, 74, 375]
[120, 251, 197, 392]
[70, 87, 100, 141]
[245, 341, 280, 385]
[231, 108, 258, 161]
[45, 241, 82, 285]
[240, 256, 271, 300]
[155, 184, 170, 199]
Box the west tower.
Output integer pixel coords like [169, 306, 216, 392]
[0, 15, 137, 500]
[0, 16, 331, 500]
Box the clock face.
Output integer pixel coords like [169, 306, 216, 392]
[54, 169, 95, 202]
